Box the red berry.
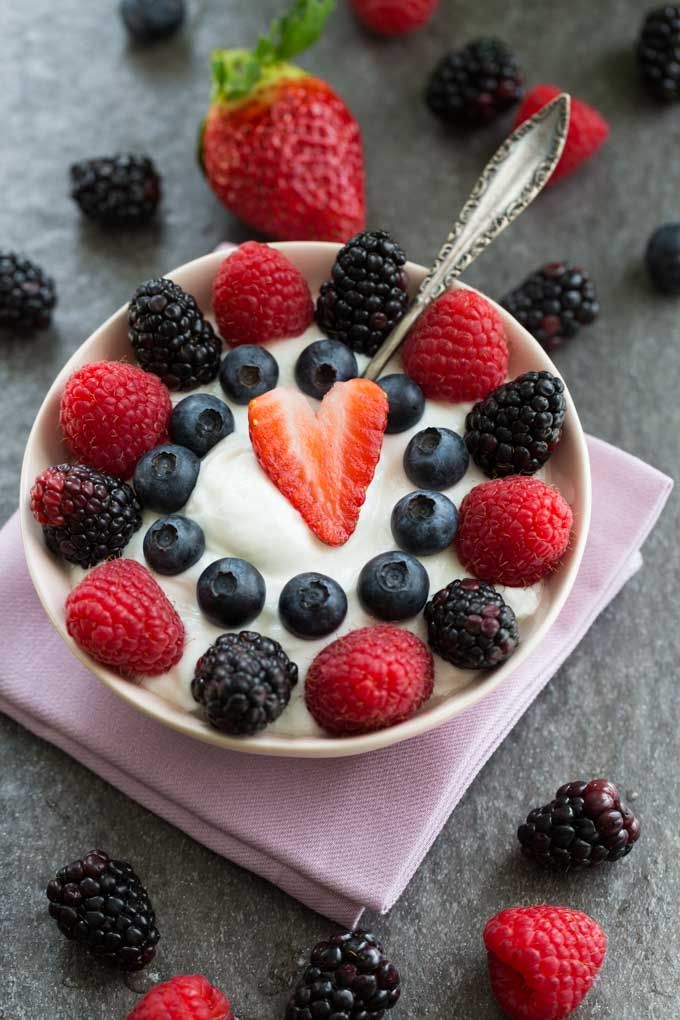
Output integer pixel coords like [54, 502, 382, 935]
[60, 361, 171, 479]
[351, 0, 438, 36]
[513, 84, 609, 185]
[402, 289, 509, 402]
[212, 242, 313, 346]
[127, 974, 233, 1020]
[305, 624, 434, 734]
[456, 477, 573, 587]
[249, 379, 388, 546]
[66, 559, 184, 677]
[484, 905, 607, 1020]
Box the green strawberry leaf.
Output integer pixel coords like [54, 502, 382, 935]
[211, 49, 262, 102]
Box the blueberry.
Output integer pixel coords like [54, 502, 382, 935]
[119, 0, 185, 43]
[133, 443, 200, 512]
[294, 339, 358, 399]
[219, 345, 279, 404]
[646, 223, 680, 295]
[279, 572, 348, 639]
[391, 490, 458, 555]
[377, 373, 425, 433]
[403, 427, 469, 489]
[358, 551, 429, 621]
[143, 515, 205, 575]
[197, 557, 266, 627]
[169, 393, 234, 457]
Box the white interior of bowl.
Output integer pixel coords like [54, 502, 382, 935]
[19, 243, 591, 758]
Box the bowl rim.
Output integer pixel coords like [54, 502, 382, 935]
[20, 241, 592, 759]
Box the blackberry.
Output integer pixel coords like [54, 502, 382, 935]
[70, 154, 161, 224]
[424, 578, 518, 669]
[426, 38, 523, 125]
[518, 778, 641, 870]
[465, 371, 566, 478]
[285, 930, 401, 1020]
[30, 463, 142, 568]
[316, 230, 409, 357]
[0, 251, 56, 332]
[192, 631, 297, 735]
[501, 262, 599, 351]
[637, 5, 680, 100]
[46, 849, 159, 971]
[128, 277, 222, 390]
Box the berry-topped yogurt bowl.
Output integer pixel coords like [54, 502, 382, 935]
[20, 238, 590, 757]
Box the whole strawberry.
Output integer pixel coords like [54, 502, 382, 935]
[201, 0, 365, 242]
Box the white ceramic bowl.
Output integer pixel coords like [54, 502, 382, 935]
[20, 243, 591, 758]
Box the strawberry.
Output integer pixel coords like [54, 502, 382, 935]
[513, 84, 609, 185]
[248, 378, 388, 546]
[200, 0, 365, 242]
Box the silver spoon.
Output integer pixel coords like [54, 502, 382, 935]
[363, 93, 571, 382]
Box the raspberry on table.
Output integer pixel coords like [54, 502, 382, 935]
[484, 905, 607, 1020]
[518, 778, 641, 870]
[402, 288, 509, 402]
[70, 154, 161, 224]
[60, 360, 172, 479]
[501, 263, 599, 351]
[285, 930, 401, 1020]
[513, 85, 609, 185]
[425, 578, 519, 668]
[426, 38, 524, 125]
[65, 559, 185, 676]
[128, 277, 222, 391]
[0, 251, 56, 332]
[316, 229, 410, 357]
[637, 5, 680, 100]
[464, 371, 567, 478]
[30, 463, 142, 568]
[456, 477, 573, 587]
[212, 242, 313, 346]
[46, 849, 159, 972]
[351, 0, 438, 36]
[305, 624, 434, 735]
[126, 973, 233, 1020]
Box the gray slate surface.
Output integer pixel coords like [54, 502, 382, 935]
[1, 0, 678, 1017]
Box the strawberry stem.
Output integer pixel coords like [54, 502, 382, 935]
[211, 0, 334, 103]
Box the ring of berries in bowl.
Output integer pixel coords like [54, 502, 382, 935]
[20, 239, 590, 758]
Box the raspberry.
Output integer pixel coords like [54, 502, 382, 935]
[305, 624, 434, 735]
[484, 905, 607, 1020]
[29, 463, 142, 567]
[351, 0, 438, 36]
[513, 85, 609, 186]
[60, 361, 172, 479]
[127, 974, 233, 1020]
[212, 242, 313, 346]
[456, 477, 573, 587]
[402, 289, 509, 402]
[65, 559, 184, 676]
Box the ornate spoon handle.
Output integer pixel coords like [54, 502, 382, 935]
[363, 93, 571, 382]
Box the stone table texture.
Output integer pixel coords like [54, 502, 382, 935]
[1, 0, 678, 1017]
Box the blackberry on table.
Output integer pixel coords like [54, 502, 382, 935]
[192, 631, 298, 735]
[465, 371, 566, 478]
[285, 930, 401, 1020]
[70, 154, 161, 224]
[30, 463, 142, 568]
[46, 849, 159, 971]
[637, 5, 680, 100]
[0, 251, 56, 332]
[518, 778, 641, 870]
[128, 277, 222, 390]
[424, 578, 519, 669]
[316, 229, 409, 357]
[501, 262, 599, 351]
[426, 38, 523, 125]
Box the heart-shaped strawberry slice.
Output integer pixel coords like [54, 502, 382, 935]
[248, 378, 388, 546]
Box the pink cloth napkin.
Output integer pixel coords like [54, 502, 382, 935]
[0, 437, 671, 926]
